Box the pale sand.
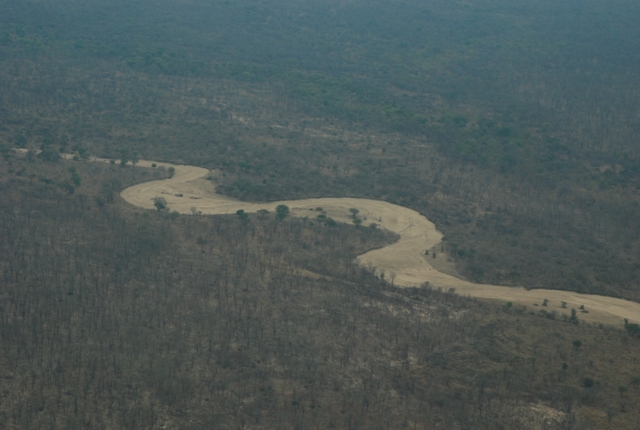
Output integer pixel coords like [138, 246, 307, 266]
[104, 158, 640, 326]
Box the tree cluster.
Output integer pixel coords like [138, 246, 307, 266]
[1, 158, 640, 429]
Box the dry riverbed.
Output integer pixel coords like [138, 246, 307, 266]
[95, 157, 640, 326]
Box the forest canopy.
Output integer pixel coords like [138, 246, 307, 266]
[2, 0, 640, 428]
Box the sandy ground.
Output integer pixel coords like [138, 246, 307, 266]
[5, 149, 619, 326]
[113, 159, 640, 327]
[16, 149, 636, 326]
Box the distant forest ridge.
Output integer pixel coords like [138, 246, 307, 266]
[2, 0, 640, 164]
[1, 0, 640, 297]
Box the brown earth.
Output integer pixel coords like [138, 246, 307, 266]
[109, 158, 640, 327]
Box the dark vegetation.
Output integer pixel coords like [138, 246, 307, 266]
[2, 156, 640, 429]
[1, 0, 640, 427]
[1, 0, 639, 298]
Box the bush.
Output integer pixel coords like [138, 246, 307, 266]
[625, 323, 640, 338]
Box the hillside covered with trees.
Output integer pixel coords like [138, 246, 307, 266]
[2, 150, 640, 429]
[2, 0, 639, 298]
[1, 0, 640, 428]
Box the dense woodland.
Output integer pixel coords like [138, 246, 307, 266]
[1, 0, 640, 428]
[2, 156, 640, 429]
[1, 0, 639, 298]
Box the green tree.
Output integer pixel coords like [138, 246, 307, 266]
[569, 309, 579, 324]
[15, 134, 27, 147]
[349, 208, 360, 219]
[625, 323, 640, 338]
[572, 340, 582, 350]
[236, 209, 249, 222]
[71, 172, 81, 187]
[77, 147, 89, 160]
[276, 204, 289, 221]
[152, 197, 168, 211]
[38, 148, 60, 162]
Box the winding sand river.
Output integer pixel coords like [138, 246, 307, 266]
[113, 157, 640, 327]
